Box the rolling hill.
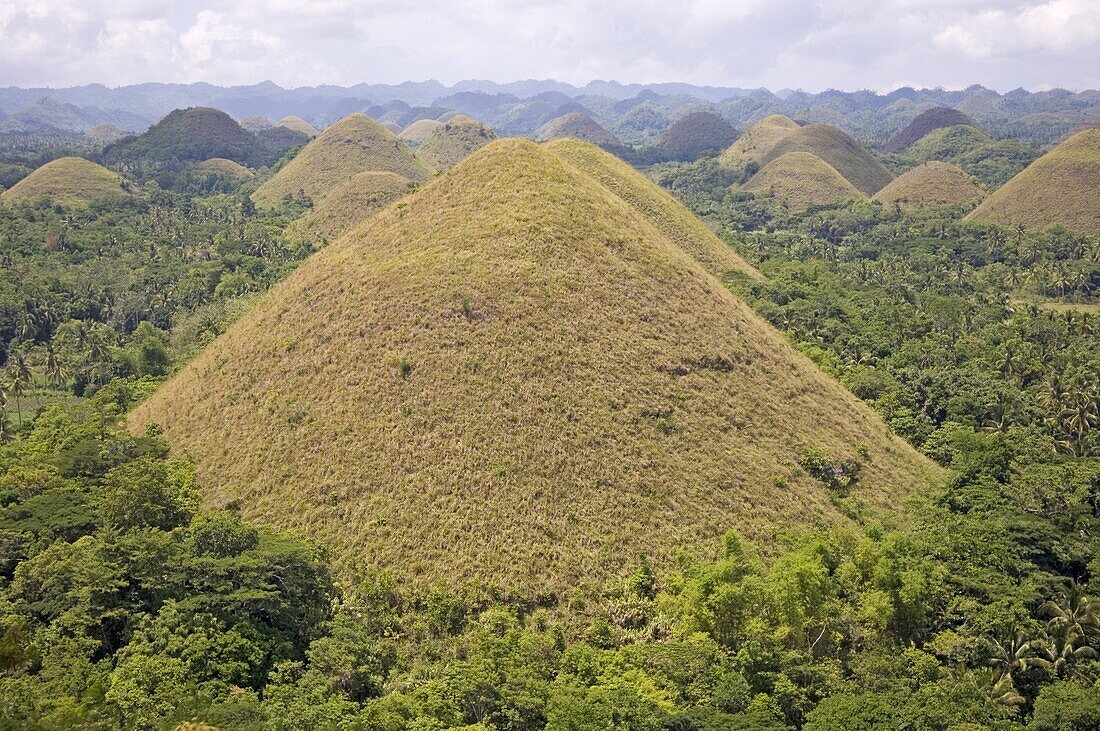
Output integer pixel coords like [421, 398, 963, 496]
[399, 119, 444, 147]
[1, 157, 130, 206]
[190, 157, 255, 181]
[873, 162, 985, 210]
[132, 138, 936, 593]
[965, 129, 1100, 236]
[103, 107, 267, 170]
[284, 171, 411, 245]
[743, 152, 865, 211]
[536, 112, 619, 146]
[276, 116, 319, 137]
[762, 123, 894, 195]
[416, 114, 498, 170]
[718, 114, 800, 168]
[655, 111, 736, 160]
[251, 113, 432, 208]
[882, 107, 975, 153]
[898, 124, 1038, 187]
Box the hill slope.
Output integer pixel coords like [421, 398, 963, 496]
[276, 116, 319, 137]
[132, 138, 936, 592]
[399, 119, 444, 147]
[1, 157, 129, 206]
[744, 152, 865, 211]
[883, 107, 975, 153]
[965, 129, 1100, 236]
[762, 124, 894, 195]
[873, 162, 985, 210]
[655, 111, 736, 160]
[285, 171, 411, 245]
[190, 158, 255, 181]
[719, 114, 800, 168]
[416, 115, 498, 170]
[103, 107, 266, 170]
[252, 113, 431, 208]
[536, 113, 619, 145]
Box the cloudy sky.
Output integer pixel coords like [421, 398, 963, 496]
[1, 0, 1097, 91]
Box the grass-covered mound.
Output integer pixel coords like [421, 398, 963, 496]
[276, 116, 319, 137]
[399, 119, 444, 147]
[536, 112, 619, 146]
[544, 138, 761, 281]
[251, 113, 431, 208]
[416, 115, 498, 170]
[190, 157, 254, 180]
[132, 138, 936, 593]
[743, 151, 866, 211]
[655, 111, 736, 161]
[103, 107, 267, 171]
[882, 107, 974, 153]
[285, 171, 411, 245]
[762, 124, 894, 195]
[873, 162, 985, 210]
[897, 124, 1038, 187]
[381, 120, 403, 135]
[966, 129, 1100, 236]
[718, 114, 800, 168]
[1, 157, 129, 206]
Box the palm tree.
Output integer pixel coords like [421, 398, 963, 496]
[6, 350, 32, 427]
[42, 343, 69, 390]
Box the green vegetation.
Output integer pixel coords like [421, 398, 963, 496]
[536, 112, 619, 146]
[415, 115, 498, 170]
[654, 111, 736, 162]
[719, 114, 800, 168]
[873, 161, 986, 211]
[761, 124, 894, 195]
[891, 124, 1039, 188]
[743, 152, 866, 212]
[0, 157, 130, 207]
[882, 107, 975, 153]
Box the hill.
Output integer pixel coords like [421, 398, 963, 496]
[240, 115, 274, 133]
[255, 125, 311, 157]
[285, 171, 411, 245]
[416, 114, 498, 170]
[399, 119, 444, 147]
[84, 123, 127, 145]
[718, 114, 800, 168]
[276, 116, 319, 137]
[873, 162, 985, 210]
[743, 152, 865, 211]
[536, 112, 619, 145]
[190, 157, 255, 181]
[381, 120, 403, 135]
[882, 107, 975, 153]
[655, 111, 736, 161]
[103, 107, 267, 171]
[965, 129, 1100, 236]
[898, 124, 1038, 187]
[131, 138, 935, 592]
[762, 123, 894, 195]
[0, 157, 130, 206]
[251, 113, 432, 208]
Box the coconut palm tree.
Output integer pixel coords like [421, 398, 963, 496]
[6, 350, 32, 427]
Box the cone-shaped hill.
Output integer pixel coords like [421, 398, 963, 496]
[416, 115, 498, 170]
[655, 111, 736, 161]
[276, 116, 319, 137]
[966, 129, 1100, 236]
[251, 114, 431, 208]
[719, 114, 801, 168]
[743, 152, 865, 211]
[103, 107, 267, 170]
[399, 119, 444, 147]
[190, 158, 255, 181]
[761, 124, 893, 195]
[1, 157, 130, 206]
[285, 171, 411, 245]
[537, 113, 619, 146]
[873, 162, 985, 210]
[132, 138, 937, 593]
[883, 107, 975, 153]
[381, 120, 403, 135]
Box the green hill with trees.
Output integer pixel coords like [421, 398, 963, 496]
[276, 116, 319, 137]
[655, 111, 736, 161]
[882, 107, 975, 153]
[536, 112, 619, 145]
[102, 107, 268, 173]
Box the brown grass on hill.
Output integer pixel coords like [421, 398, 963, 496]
[743, 152, 865, 211]
[965, 129, 1100, 236]
[1, 157, 129, 206]
[762, 124, 894, 195]
[536, 112, 619, 146]
[873, 161, 985, 210]
[190, 158, 255, 180]
[381, 121, 403, 135]
[251, 113, 431, 208]
[132, 138, 938, 594]
[399, 119, 444, 147]
[416, 115, 498, 170]
[285, 171, 411, 245]
[719, 114, 800, 168]
[276, 116, 319, 137]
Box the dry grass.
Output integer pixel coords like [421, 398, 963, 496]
[252, 113, 431, 208]
[743, 152, 866, 211]
[276, 116, 319, 137]
[536, 113, 619, 146]
[399, 119, 444, 147]
[966, 129, 1100, 236]
[190, 157, 255, 180]
[544, 138, 762, 281]
[762, 124, 894, 195]
[416, 115, 498, 170]
[873, 161, 985, 210]
[718, 115, 800, 168]
[285, 171, 411, 245]
[132, 138, 939, 594]
[1, 157, 129, 206]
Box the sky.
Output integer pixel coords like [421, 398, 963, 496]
[0, 0, 1097, 92]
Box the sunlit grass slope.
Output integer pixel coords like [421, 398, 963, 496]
[762, 124, 894, 195]
[873, 162, 985, 210]
[285, 171, 411, 245]
[399, 119, 444, 147]
[252, 113, 431, 208]
[416, 115, 498, 170]
[276, 116, 319, 137]
[1, 157, 128, 206]
[718, 114, 800, 168]
[132, 139, 937, 593]
[743, 152, 866, 211]
[966, 129, 1100, 236]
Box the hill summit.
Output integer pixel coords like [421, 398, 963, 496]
[762, 123, 894, 195]
[536, 113, 619, 146]
[883, 107, 975, 153]
[416, 115, 498, 170]
[1, 157, 130, 206]
[132, 138, 935, 592]
[966, 129, 1100, 236]
[873, 162, 985, 210]
[276, 116, 319, 137]
[719, 115, 800, 168]
[655, 111, 736, 160]
[103, 107, 266, 170]
[743, 152, 865, 211]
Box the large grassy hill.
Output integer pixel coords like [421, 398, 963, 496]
[536, 112, 619, 146]
[873, 161, 985, 210]
[251, 113, 431, 208]
[415, 115, 498, 170]
[882, 107, 975, 153]
[743, 152, 865, 211]
[132, 138, 937, 593]
[103, 107, 267, 171]
[761, 123, 894, 195]
[1, 157, 129, 206]
[966, 129, 1100, 236]
[718, 114, 800, 168]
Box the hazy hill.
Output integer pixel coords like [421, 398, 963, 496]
[536, 113, 619, 146]
[132, 138, 935, 592]
[399, 119, 444, 147]
[275, 116, 319, 137]
[966, 129, 1100, 236]
[718, 114, 800, 168]
[102, 107, 268, 171]
[189, 157, 255, 181]
[762, 123, 894, 195]
[873, 161, 985, 210]
[743, 151, 866, 211]
[415, 115, 498, 170]
[655, 111, 736, 161]
[251, 113, 431, 208]
[882, 107, 975, 153]
[0, 156, 130, 206]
